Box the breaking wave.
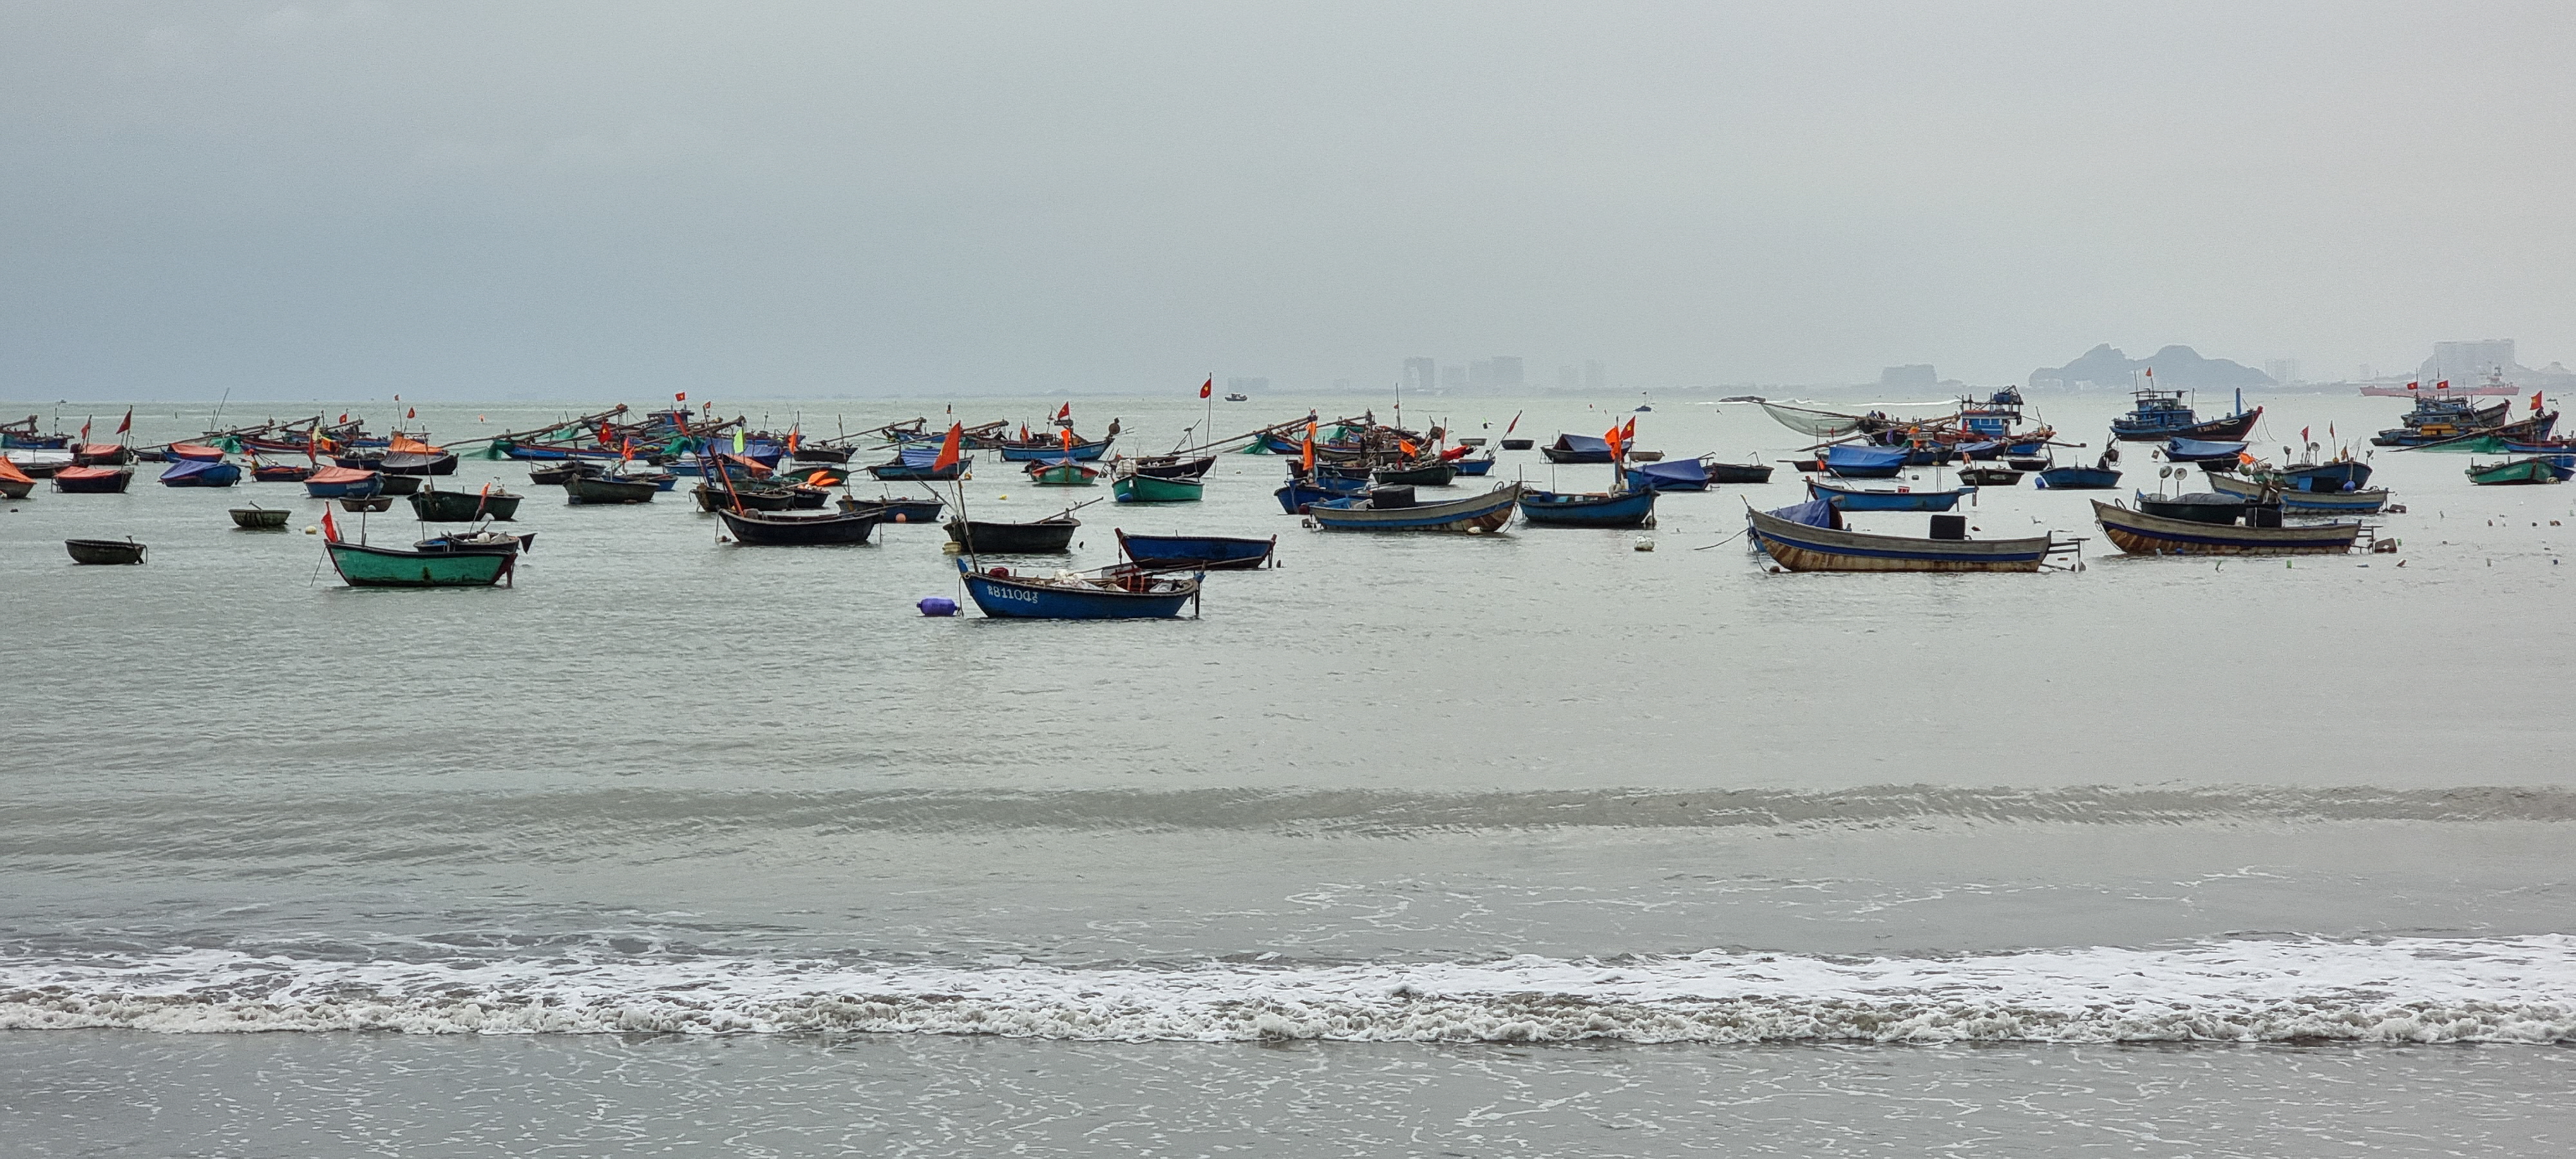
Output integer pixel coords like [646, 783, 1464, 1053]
[6, 936, 2574, 1044]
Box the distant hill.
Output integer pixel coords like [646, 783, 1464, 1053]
[2031, 344, 2275, 391]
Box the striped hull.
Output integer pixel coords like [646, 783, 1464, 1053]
[2090, 500, 2359, 555]
[1745, 509, 2053, 572]
[1311, 484, 1522, 532]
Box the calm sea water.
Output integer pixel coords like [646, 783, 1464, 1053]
[5, 391, 2575, 1155]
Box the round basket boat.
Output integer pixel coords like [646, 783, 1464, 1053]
[229, 506, 290, 529]
[65, 538, 146, 565]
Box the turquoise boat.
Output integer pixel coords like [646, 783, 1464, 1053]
[324, 540, 515, 587]
[1112, 473, 1203, 503]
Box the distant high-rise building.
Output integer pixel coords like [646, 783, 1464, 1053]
[1440, 365, 1468, 391]
[2420, 339, 2522, 382]
[1584, 361, 1606, 392]
[2263, 359, 2300, 385]
[1226, 377, 1269, 395]
[1490, 356, 1523, 388]
[1557, 365, 1580, 390]
[1403, 357, 1436, 395]
[1879, 364, 1937, 391]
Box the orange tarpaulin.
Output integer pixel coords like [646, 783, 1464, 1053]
[389, 434, 442, 455]
[307, 466, 377, 484]
[0, 458, 30, 484]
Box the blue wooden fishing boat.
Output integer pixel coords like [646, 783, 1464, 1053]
[1821, 445, 1909, 478]
[954, 556, 1199, 619]
[2163, 437, 2248, 464]
[998, 437, 1112, 462]
[1274, 475, 1366, 514]
[1806, 478, 1974, 512]
[2275, 458, 2372, 491]
[1451, 453, 1497, 476]
[1115, 529, 1278, 570]
[1747, 500, 2068, 572]
[868, 446, 969, 480]
[158, 458, 242, 487]
[1517, 487, 1658, 527]
[1310, 483, 1522, 532]
[2034, 464, 2121, 489]
[2112, 387, 2260, 441]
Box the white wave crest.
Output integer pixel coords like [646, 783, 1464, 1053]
[5, 936, 2575, 1044]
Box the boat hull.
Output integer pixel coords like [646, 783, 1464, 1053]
[1113, 475, 1204, 504]
[1808, 480, 1973, 512]
[955, 559, 1196, 619]
[2090, 500, 2360, 555]
[324, 540, 514, 587]
[64, 538, 147, 565]
[565, 476, 657, 504]
[1311, 484, 1522, 532]
[2466, 458, 2573, 485]
[2113, 408, 2262, 442]
[409, 489, 523, 522]
[1115, 530, 1277, 569]
[717, 507, 880, 545]
[945, 517, 1079, 552]
[52, 467, 133, 493]
[1745, 509, 2054, 572]
[1518, 488, 1657, 527]
[2033, 467, 2121, 489]
[999, 439, 1111, 462]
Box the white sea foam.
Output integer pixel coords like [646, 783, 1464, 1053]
[5, 937, 2573, 1044]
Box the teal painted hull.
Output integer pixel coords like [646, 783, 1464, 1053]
[325, 540, 514, 587]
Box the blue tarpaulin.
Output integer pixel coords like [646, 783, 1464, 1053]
[1630, 459, 1708, 487]
[1766, 498, 1838, 528]
[1551, 433, 1611, 454]
[1823, 445, 1909, 471]
[898, 445, 940, 467]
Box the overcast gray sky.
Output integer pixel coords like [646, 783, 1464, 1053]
[3, 2, 2571, 400]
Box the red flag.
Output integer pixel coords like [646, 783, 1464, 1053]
[1504, 410, 1521, 436]
[321, 507, 341, 543]
[339, 413, 348, 423]
[1056, 403, 1072, 422]
[2535, 391, 2547, 413]
[2300, 426, 2309, 444]
[79, 419, 91, 442]
[406, 407, 415, 419]
[2407, 381, 2419, 391]
[1198, 377, 1213, 400]
[1622, 416, 1637, 442]
[675, 391, 687, 403]
[933, 422, 964, 472]
[2438, 381, 2449, 390]
[2144, 367, 2153, 378]
[787, 429, 800, 455]
[621, 438, 634, 461]
[116, 408, 132, 435]
[1019, 424, 1030, 442]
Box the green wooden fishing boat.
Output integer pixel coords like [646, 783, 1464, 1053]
[2465, 457, 2573, 485]
[1112, 473, 1203, 504]
[324, 539, 515, 587]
